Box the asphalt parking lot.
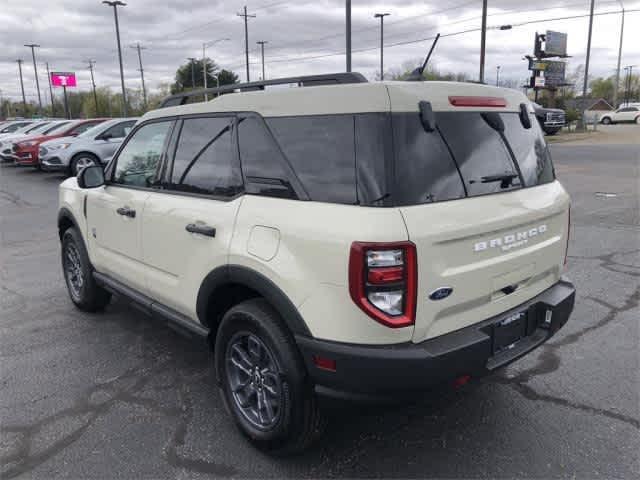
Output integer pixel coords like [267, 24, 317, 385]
[1, 133, 638, 479]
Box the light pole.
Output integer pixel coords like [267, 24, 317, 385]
[103, 1, 128, 116]
[85, 59, 99, 116]
[24, 44, 43, 114]
[16, 59, 27, 116]
[130, 44, 147, 110]
[479, 0, 488, 83]
[580, 0, 596, 130]
[496, 65, 501, 86]
[45, 62, 55, 116]
[187, 58, 197, 88]
[237, 6, 256, 82]
[613, 1, 625, 108]
[346, 0, 352, 72]
[256, 41, 268, 80]
[374, 13, 390, 81]
[202, 37, 229, 100]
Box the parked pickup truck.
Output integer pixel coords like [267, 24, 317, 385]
[532, 102, 566, 135]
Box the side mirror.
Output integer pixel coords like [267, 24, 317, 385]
[419, 101, 437, 132]
[77, 165, 105, 188]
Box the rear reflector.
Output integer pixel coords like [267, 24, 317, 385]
[453, 375, 472, 388]
[564, 205, 571, 267]
[449, 96, 507, 108]
[313, 355, 336, 372]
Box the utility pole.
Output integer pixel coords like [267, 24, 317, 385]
[496, 65, 501, 86]
[85, 59, 99, 116]
[346, 0, 352, 72]
[202, 37, 229, 101]
[580, 0, 596, 130]
[374, 13, 390, 81]
[256, 41, 268, 80]
[187, 58, 197, 88]
[16, 59, 27, 116]
[45, 62, 55, 116]
[613, 1, 625, 108]
[479, 0, 488, 83]
[103, 1, 128, 116]
[237, 6, 256, 82]
[624, 65, 635, 105]
[131, 43, 147, 110]
[24, 44, 43, 114]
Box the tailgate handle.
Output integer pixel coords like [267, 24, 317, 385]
[501, 284, 518, 296]
[186, 223, 216, 238]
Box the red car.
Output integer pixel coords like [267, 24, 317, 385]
[13, 119, 107, 168]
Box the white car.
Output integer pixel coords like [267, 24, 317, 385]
[600, 106, 640, 124]
[58, 73, 574, 454]
[0, 120, 37, 140]
[40, 118, 138, 175]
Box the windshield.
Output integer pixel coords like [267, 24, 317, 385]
[45, 121, 77, 135]
[24, 122, 50, 134]
[78, 122, 110, 138]
[42, 122, 71, 134]
[2, 122, 33, 134]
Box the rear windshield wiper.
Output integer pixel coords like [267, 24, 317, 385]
[478, 173, 519, 188]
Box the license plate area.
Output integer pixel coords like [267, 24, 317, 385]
[492, 311, 528, 354]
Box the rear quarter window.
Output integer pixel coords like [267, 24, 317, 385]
[266, 115, 357, 205]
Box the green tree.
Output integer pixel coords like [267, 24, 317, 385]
[171, 58, 239, 94]
[589, 77, 615, 103]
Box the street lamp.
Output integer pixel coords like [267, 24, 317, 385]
[374, 13, 390, 81]
[202, 37, 229, 100]
[24, 44, 43, 114]
[102, 1, 127, 116]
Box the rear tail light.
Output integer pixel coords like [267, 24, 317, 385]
[349, 241, 417, 328]
[564, 205, 571, 267]
[448, 96, 507, 108]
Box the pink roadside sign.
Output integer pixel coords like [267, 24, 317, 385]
[50, 72, 77, 87]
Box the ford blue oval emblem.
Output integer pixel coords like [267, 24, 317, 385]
[429, 287, 453, 301]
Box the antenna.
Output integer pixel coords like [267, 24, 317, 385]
[406, 34, 441, 82]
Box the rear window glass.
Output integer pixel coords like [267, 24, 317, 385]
[501, 114, 554, 187]
[392, 113, 466, 205]
[437, 112, 522, 197]
[266, 115, 357, 205]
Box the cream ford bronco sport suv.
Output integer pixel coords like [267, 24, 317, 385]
[57, 73, 575, 454]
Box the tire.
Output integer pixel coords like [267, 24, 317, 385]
[61, 227, 111, 312]
[543, 128, 560, 136]
[214, 298, 325, 455]
[70, 153, 99, 176]
[635, 116, 640, 125]
[601, 117, 612, 125]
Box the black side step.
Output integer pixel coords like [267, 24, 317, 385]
[93, 271, 209, 339]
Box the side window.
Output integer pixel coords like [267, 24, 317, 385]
[113, 121, 172, 187]
[168, 116, 242, 197]
[266, 115, 357, 204]
[237, 116, 296, 199]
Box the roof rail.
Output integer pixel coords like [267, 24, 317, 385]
[159, 72, 368, 108]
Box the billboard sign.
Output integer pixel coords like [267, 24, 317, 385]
[545, 31, 567, 57]
[50, 72, 77, 87]
[543, 60, 566, 87]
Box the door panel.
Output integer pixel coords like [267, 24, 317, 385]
[142, 192, 243, 318]
[86, 186, 150, 293]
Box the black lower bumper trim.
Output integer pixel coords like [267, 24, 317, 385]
[296, 279, 575, 402]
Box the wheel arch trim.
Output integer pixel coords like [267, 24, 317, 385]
[196, 265, 312, 338]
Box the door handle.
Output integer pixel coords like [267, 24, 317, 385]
[185, 223, 216, 237]
[116, 206, 136, 218]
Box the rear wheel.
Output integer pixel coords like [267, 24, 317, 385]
[61, 227, 111, 312]
[635, 116, 640, 125]
[601, 116, 612, 125]
[70, 153, 99, 176]
[214, 298, 325, 455]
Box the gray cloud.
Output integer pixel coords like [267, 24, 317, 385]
[1, 0, 638, 102]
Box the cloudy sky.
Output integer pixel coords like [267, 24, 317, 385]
[0, 0, 638, 102]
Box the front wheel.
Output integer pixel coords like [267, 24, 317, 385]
[543, 127, 561, 136]
[70, 153, 99, 176]
[214, 299, 325, 455]
[601, 117, 612, 125]
[61, 227, 111, 312]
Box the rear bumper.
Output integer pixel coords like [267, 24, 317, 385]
[296, 279, 575, 402]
